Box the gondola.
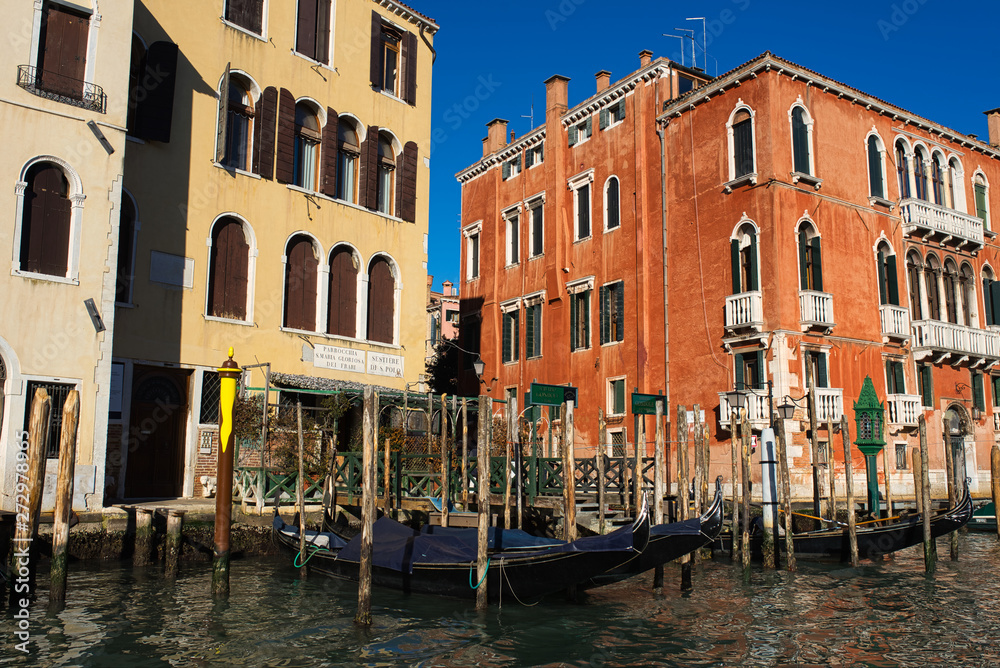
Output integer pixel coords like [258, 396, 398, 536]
[583, 476, 725, 588]
[968, 501, 997, 532]
[272, 498, 650, 602]
[750, 480, 973, 561]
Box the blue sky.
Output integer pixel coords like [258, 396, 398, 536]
[422, 0, 1000, 291]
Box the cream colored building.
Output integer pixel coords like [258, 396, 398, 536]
[111, 0, 437, 499]
[0, 0, 133, 511]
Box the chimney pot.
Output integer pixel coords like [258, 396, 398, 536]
[639, 49, 653, 67]
[544, 74, 571, 120]
[595, 70, 611, 93]
[485, 118, 509, 155]
[985, 108, 1000, 147]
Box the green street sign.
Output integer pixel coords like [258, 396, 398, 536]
[529, 382, 578, 407]
[631, 392, 665, 415]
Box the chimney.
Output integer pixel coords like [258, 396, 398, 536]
[485, 118, 508, 155]
[986, 108, 1000, 147]
[482, 136, 489, 157]
[510, 130, 516, 142]
[595, 70, 611, 93]
[639, 49, 653, 67]
[443, 280, 454, 297]
[544, 74, 570, 122]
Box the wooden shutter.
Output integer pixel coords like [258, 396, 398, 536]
[893, 362, 905, 395]
[502, 312, 512, 362]
[367, 259, 394, 344]
[316, 0, 331, 64]
[614, 381, 625, 414]
[209, 219, 248, 319]
[132, 41, 178, 142]
[369, 11, 382, 89]
[748, 232, 758, 291]
[578, 185, 590, 238]
[38, 4, 89, 99]
[361, 126, 379, 210]
[608, 178, 619, 228]
[320, 107, 339, 198]
[617, 99, 626, 122]
[976, 184, 989, 226]
[568, 124, 578, 147]
[275, 88, 296, 183]
[296, 0, 318, 60]
[798, 231, 809, 289]
[991, 282, 1000, 328]
[599, 285, 609, 344]
[254, 87, 278, 179]
[599, 109, 609, 130]
[570, 293, 578, 351]
[284, 237, 318, 331]
[792, 108, 809, 175]
[984, 279, 994, 326]
[920, 365, 933, 406]
[215, 64, 231, 163]
[816, 352, 828, 388]
[585, 116, 592, 138]
[868, 136, 883, 198]
[810, 236, 823, 292]
[993, 376, 1000, 408]
[327, 247, 357, 337]
[614, 283, 625, 341]
[973, 372, 985, 411]
[734, 353, 745, 391]
[731, 239, 741, 293]
[532, 206, 543, 256]
[21, 164, 71, 276]
[502, 160, 510, 181]
[877, 252, 888, 305]
[886, 254, 899, 305]
[525, 305, 534, 357]
[734, 119, 753, 177]
[583, 290, 590, 347]
[403, 31, 418, 104]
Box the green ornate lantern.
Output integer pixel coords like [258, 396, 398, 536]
[853, 376, 886, 516]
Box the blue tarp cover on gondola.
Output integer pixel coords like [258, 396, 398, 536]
[650, 517, 702, 536]
[421, 525, 565, 550]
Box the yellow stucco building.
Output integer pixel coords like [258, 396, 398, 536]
[1, 0, 133, 511]
[111, 0, 437, 499]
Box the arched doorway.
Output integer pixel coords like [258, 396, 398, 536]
[944, 406, 970, 492]
[124, 368, 190, 498]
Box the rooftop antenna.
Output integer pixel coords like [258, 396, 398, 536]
[686, 17, 706, 71]
[662, 34, 685, 67]
[674, 28, 695, 70]
[521, 95, 534, 132]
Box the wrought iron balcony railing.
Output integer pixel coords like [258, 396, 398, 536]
[16, 64, 106, 114]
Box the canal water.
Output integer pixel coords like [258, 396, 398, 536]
[4, 532, 1000, 667]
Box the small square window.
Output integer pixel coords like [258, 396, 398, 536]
[895, 442, 908, 470]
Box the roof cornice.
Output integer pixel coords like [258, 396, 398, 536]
[455, 128, 546, 184]
[562, 59, 671, 126]
[374, 0, 438, 33]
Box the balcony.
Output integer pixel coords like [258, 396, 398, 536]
[900, 198, 984, 252]
[887, 394, 922, 428]
[16, 64, 107, 114]
[799, 290, 834, 333]
[880, 304, 911, 342]
[719, 387, 844, 430]
[911, 319, 1000, 367]
[725, 291, 763, 333]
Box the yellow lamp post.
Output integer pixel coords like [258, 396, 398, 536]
[212, 347, 241, 597]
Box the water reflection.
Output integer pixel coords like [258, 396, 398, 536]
[2, 534, 1000, 666]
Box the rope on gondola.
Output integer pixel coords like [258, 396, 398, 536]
[294, 544, 332, 567]
[499, 558, 540, 607]
[469, 557, 491, 589]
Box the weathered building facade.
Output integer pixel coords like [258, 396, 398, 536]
[458, 51, 1000, 499]
[1, 0, 134, 511]
[110, 0, 436, 500]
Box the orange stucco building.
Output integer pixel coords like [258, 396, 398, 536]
[457, 51, 1000, 501]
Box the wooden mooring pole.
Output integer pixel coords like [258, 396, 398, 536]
[942, 416, 958, 561]
[135, 508, 154, 567]
[382, 436, 392, 518]
[918, 416, 936, 573]
[597, 409, 607, 534]
[165, 510, 185, 577]
[653, 397, 665, 591]
[912, 449, 923, 517]
[775, 416, 795, 572]
[691, 406, 702, 566]
[296, 401, 307, 578]
[441, 394, 451, 528]
[212, 349, 240, 597]
[504, 396, 513, 530]
[462, 399, 469, 509]
[49, 390, 80, 603]
[730, 411, 739, 560]
[564, 400, 577, 541]
[740, 412, 751, 577]
[355, 386, 377, 625]
[10, 389, 51, 603]
[476, 396, 491, 611]
[677, 405, 691, 590]
[992, 444, 1000, 541]
[841, 416, 859, 568]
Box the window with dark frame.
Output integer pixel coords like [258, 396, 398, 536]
[207, 217, 249, 320]
[798, 227, 823, 292]
[283, 235, 319, 331]
[370, 12, 417, 104]
[20, 162, 71, 277]
[868, 135, 885, 199]
[975, 176, 989, 229]
[732, 109, 754, 178]
[876, 245, 899, 307]
[610, 429, 626, 457]
[525, 302, 542, 358]
[221, 80, 253, 171]
[225, 0, 264, 35]
[918, 363, 933, 407]
[530, 202, 544, 257]
[36, 2, 90, 100]
[972, 370, 986, 411]
[506, 212, 519, 265]
[200, 371, 221, 424]
[328, 246, 357, 337]
[609, 378, 626, 415]
[804, 350, 828, 389]
[734, 350, 763, 391]
[501, 308, 519, 363]
[295, 0, 331, 64]
[913, 150, 928, 201]
[895, 142, 910, 199]
[570, 289, 591, 352]
[337, 120, 360, 203]
[292, 103, 321, 190]
[23, 381, 75, 458]
[467, 231, 480, 280]
[791, 107, 810, 176]
[575, 184, 590, 239]
[885, 359, 905, 395]
[600, 281, 625, 345]
[992, 375, 1000, 411]
[605, 177, 620, 230]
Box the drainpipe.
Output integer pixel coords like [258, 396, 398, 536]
[657, 121, 669, 405]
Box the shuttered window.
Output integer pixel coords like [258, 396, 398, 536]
[283, 236, 318, 331]
[805, 351, 828, 389]
[918, 364, 933, 407]
[506, 213, 519, 266]
[992, 375, 1000, 410]
[366, 258, 394, 344]
[501, 309, 519, 364]
[732, 110, 753, 178]
[576, 184, 590, 240]
[730, 227, 758, 294]
[468, 232, 480, 280]
[398, 141, 418, 223]
[983, 276, 1000, 327]
[605, 177, 620, 230]
[570, 290, 591, 352]
[609, 378, 625, 415]
[292, 103, 321, 190]
[877, 247, 899, 306]
[798, 229, 823, 292]
[337, 120, 360, 203]
[791, 107, 810, 175]
[37, 3, 89, 99]
[600, 281, 625, 345]
[895, 143, 910, 199]
[868, 136, 885, 199]
[734, 350, 764, 391]
[914, 151, 928, 201]
[530, 202, 544, 257]
[253, 87, 278, 179]
[931, 160, 944, 204]
[296, 0, 331, 64]
[115, 195, 136, 304]
[225, 0, 263, 35]
[972, 370, 986, 411]
[370, 12, 418, 104]
[525, 302, 542, 358]
[23, 381, 75, 458]
[975, 179, 989, 229]
[377, 133, 395, 215]
[885, 360, 905, 395]
[327, 246, 357, 337]
[222, 80, 254, 172]
[20, 162, 72, 277]
[274, 88, 295, 183]
[207, 218, 249, 320]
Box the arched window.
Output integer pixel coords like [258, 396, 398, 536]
[367, 256, 395, 344]
[906, 251, 924, 320]
[207, 217, 250, 320]
[604, 176, 620, 230]
[960, 263, 975, 328]
[797, 222, 822, 291]
[943, 259, 959, 324]
[730, 108, 754, 180]
[115, 194, 137, 304]
[983, 266, 999, 327]
[913, 147, 929, 201]
[876, 242, 899, 306]
[975, 173, 990, 230]
[283, 235, 318, 331]
[948, 158, 964, 210]
[376, 133, 396, 215]
[930, 153, 945, 205]
[328, 246, 357, 337]
[730, 223, 759, 294]
[867, 135, 886, 199]
[292, 103, 321, 190]
[20, 162, 71, 276]
[221, 78, 253, 171]
[337, 118, 360, 203]
[895, 141, 910, 199]
[925, 255, 942, 321]
[791, 106, 812, 176]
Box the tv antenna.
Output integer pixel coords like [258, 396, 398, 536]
[686, 17, 706, 72]
[662, 34, 685, 67]
[673, 27, 695, 70]
[521, 96, 534, 131]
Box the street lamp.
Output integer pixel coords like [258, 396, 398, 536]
[777, 394, 807, 421]
[472, 356, 485, 378]
[726, 389, 747, 415]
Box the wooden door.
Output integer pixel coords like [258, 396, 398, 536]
[38, 4, 89, 98]
[124, 370, 189, 498]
